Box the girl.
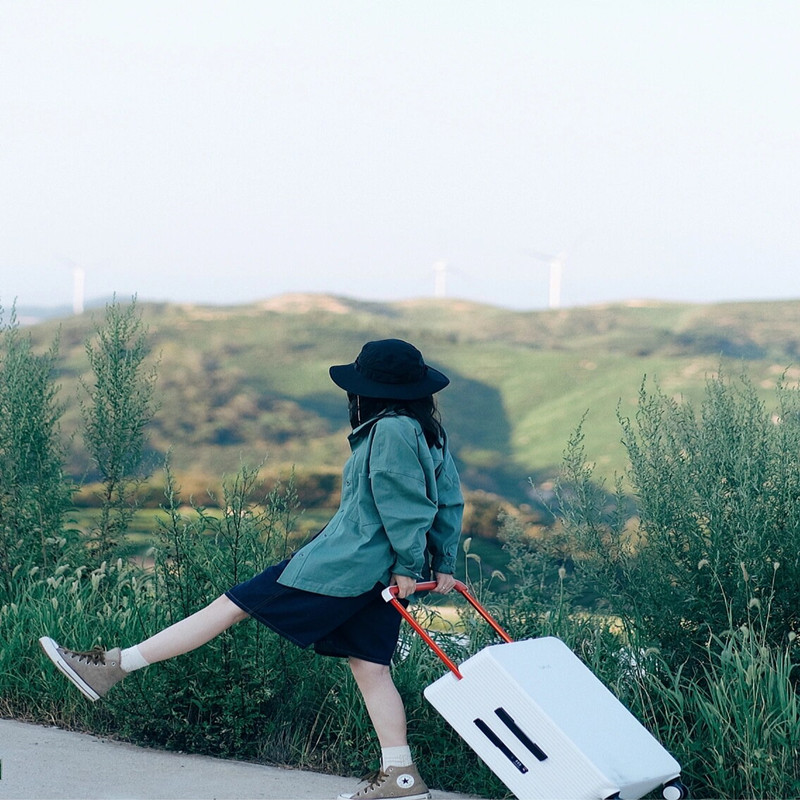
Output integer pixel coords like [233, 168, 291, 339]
[40, 338, 464, 800]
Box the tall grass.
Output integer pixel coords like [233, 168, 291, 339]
[638, 626, 800, 799]
[1, 555, 154, 723]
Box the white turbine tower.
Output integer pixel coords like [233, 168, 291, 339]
[72, 266, 86, 315]
[59, 257, 87, 315]
[432, 260, 449, 298]
[526, 250, 567, 309]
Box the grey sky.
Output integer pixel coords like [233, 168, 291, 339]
[1, 0, 798, 311]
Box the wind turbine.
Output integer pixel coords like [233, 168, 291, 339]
[72, 265, 86, 315]
[432, 260, 449, 298]
[526, 249, 567, 309]
[58, 257, 87, 315]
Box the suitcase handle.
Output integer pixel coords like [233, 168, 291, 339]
[382, 580, 512, 679]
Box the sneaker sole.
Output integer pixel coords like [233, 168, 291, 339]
[336, 793, 431, 800]
[38, 636, 101, 702]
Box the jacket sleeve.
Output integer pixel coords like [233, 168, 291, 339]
[427, 444, 463, 574]
[368, 419, 437, 580]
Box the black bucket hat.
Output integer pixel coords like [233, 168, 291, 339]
[329, 339, 450, 400]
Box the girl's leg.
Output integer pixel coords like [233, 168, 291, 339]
[348, 657, 408, 748]
[342, 659, 432, 798]
[39, 595, 250, 702]
[136, 594, 250, 664]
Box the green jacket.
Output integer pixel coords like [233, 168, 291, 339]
[278, 413, 463, 597]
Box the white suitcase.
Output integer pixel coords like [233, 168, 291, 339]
[384, 582, 687, 800]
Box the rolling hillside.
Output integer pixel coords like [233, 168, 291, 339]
[25, 293, 800, 529]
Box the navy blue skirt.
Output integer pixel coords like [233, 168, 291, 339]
[225, 559, 405, 666]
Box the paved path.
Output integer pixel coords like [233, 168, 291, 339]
[0, 719, 481, 800]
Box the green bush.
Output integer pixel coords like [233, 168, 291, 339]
[558, 370, 800, 666]
[530, 367, 800, 797]
[80, 297, 158, 561]
[0, 305, 73, 601]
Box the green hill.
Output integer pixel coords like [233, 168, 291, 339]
[26, 293, 800, 530]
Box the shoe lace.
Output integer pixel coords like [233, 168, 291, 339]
[355, 769, 387, 797]
[66, 646, 108, 666]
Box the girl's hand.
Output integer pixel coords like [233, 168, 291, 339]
[433, 572, 456, 594]
[390, 574, 417, 599]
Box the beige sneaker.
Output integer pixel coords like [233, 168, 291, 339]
[337, 765, 432, 800]
[39, 637, 126, 701]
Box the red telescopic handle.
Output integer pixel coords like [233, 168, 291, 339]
[382, 580, 512, 679]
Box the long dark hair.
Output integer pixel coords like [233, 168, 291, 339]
[348, 393, 445, 447]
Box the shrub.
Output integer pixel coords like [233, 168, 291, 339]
[559, 370, 800, 667]
[534, 367, 800, 797]
[0, 304, 73, 600]
[80, 297, 158, 562]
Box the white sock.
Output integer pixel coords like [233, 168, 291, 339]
[120, 645, 150, 673]
[381, 745, 413, 770]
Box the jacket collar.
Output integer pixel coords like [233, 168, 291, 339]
[347, 410, 402, 445]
